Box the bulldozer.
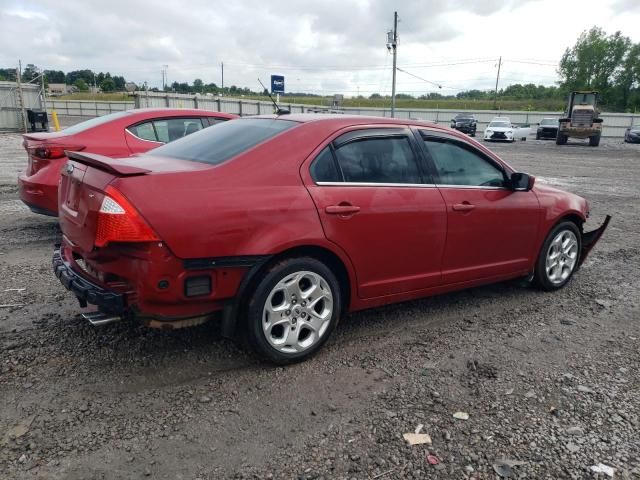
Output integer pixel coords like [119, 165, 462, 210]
[556, 91, 603, 146]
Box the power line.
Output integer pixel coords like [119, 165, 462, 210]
[396, 67, 459, 90]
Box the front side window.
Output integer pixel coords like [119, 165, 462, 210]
[128, 121, 158, 142]
[333, 136, 421, 184]
[153, 118, 204, 143]
[422, 136, 506, 188]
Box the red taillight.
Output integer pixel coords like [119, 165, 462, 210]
[27, 144, 84, 159]
[95, 186, 159, 247]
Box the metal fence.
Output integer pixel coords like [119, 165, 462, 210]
[0, 81, 45, 132]
[46, 99, 135, 116]
[33, 92, 639, 138]
[133, 92, 639, 138]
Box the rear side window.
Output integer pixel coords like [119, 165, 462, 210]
[334, 136, 421, 184]
[149, 118, 297, 166]
[310, 147, 340, 182]
[205, 117, 228, 126]
[153, 118, 203, 142]
[128, 121, 158, 142]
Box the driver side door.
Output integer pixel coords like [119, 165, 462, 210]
[418, 131, 542, 284]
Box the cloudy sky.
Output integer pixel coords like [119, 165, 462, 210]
[1, 0, 639, 96]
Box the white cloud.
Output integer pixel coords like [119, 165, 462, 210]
[0, 0, 638, 95]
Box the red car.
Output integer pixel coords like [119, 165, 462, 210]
[19, 108, 237, 216]
[53, 115, 610, 363]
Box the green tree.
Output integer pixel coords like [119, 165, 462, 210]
[100, 77, 116, 92]
[559, 27, 631, 109]
[74, 78, 89, 91]
[193, 78, 203, 92]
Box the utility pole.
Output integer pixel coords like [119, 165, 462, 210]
[493, 56, 502, 110]
[221, 61, 224, 96]
[40, 66, 48, 120]
[388, 11, 398, 118]
[16, 60, 28, 133]
[162, 65, 168, 90]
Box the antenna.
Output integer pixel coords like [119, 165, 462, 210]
[258, 78, 289, 115]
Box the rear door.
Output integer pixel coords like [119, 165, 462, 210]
[305, 128, 447, 299]
[417, 130, 541, 284]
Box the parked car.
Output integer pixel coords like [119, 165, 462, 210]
[624, 124, 640, 143]
[483, 117, 530, 142]
[53, 114, 610, 364]
[18, 108, 237, 216]
[450, 114, 477, 136]
[536, 118, 559, 140]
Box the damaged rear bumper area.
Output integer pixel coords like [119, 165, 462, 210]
[579, 215, 611, 266]
[53, 247, 126, 316]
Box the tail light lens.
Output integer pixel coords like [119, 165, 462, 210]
[95, 186, 159, 247]
[27, 145, 85, 160]
[26, 144, 85, 175]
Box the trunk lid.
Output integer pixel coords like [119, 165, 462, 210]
[58, 152, 211, 253]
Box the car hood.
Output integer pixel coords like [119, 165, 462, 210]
[486, 126, 512, 132]
[454, 119, 474, 124]
[539, 124, 558, 128]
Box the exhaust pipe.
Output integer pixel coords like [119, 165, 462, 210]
[81, 311, 123, 326]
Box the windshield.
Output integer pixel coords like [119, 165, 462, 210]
[489, 121, 510, 128]
[61, 110, 133, 134]
[540, 119, 557, 126]
[455, 115, 473, 120]
[573, 93, 596, 105]
[149, 118, 297, 165]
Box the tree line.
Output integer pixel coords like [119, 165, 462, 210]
[1, 26, 638, 111]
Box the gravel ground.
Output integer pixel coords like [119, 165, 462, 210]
[0, 128, 639, 479]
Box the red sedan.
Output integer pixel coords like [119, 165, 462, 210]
[53, 115, 610, 363]
[18, 108, 237, 216]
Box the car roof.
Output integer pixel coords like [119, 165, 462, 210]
[125, 108, 236, 118]
[246, 113, 448, 131]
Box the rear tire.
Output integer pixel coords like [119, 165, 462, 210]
[556, 133, 567, 145]
[245, 257, 341, 364]
[589, 134, 601, 147]
[533, 221, 581, 291]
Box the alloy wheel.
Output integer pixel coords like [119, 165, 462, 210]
[545, 230, 579, 285]
[262, 271, 334, 354]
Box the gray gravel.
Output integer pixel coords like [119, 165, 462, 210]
[1, 130, 639, 479]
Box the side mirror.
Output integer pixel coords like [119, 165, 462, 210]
[510, 172, 535, 191]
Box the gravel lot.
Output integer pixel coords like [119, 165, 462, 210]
[0, 127, 639, 479]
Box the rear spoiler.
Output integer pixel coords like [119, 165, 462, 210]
[66, 151, 151, 176]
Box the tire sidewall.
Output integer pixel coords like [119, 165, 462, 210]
[535, 221, 582, 290]
[246, 257, 342, 364]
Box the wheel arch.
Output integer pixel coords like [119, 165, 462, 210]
[221, 243, 355, 340]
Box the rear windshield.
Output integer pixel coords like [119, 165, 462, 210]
[62, 110, 133, 134]
[149, 118, 297, 165]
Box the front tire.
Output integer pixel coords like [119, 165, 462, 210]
[533, 221, 581, 290]
[245, 257, 341, 364]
